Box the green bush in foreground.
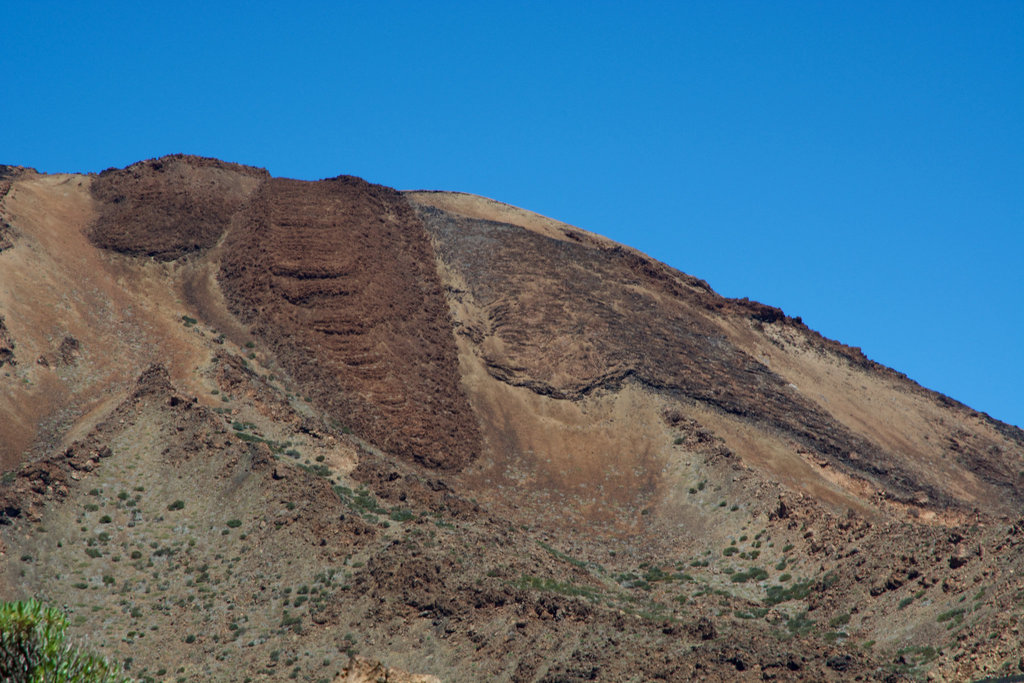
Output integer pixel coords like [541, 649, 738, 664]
[0, 599, 129, 682]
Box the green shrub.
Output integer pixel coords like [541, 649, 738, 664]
[167, 500, 185, 511]
[786, 611, 815, 635]
[389, 509, 415, 522]
[226, 520, 242, 528]
[280, 612, 302, 633]
[516, 575, 600, 600]
[0, 599, 129, 682]
[830, 613, 851, 627]
[937, 608, 965, 625]
[730, 567, 769, 583]
[297, 463, 330, 478]
[765, 575, 810, 603]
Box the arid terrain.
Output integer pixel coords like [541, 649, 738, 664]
[1, 156, 1023, 682]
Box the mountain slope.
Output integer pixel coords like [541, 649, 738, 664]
[1, 156, 1022, 682]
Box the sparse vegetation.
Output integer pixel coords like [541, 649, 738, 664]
[389, 508, 414, 522]
[516, 575, 600, 601]
[730, 567, 769, 583]
[785, 611, 815, 636]
[830, 613, 851, 627]
[937, 608, 965, 626]
[764, 577, 817, 605]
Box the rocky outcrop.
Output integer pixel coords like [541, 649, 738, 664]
[0, 316, 14, 368]
[89, 155, 267, 260]
[334, 657, 441, 683]
[219, 176, 481, 469]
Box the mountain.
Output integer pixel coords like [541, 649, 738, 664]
[1, 155, 1022, 682]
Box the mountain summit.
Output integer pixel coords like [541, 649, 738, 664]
[1, 156, 1022, 681]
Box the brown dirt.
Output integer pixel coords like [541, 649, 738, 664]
[404, 190, 620, 249]
[0, 171, 225, 470]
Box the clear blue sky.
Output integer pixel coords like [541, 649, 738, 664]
[4, 2, 1022, 428]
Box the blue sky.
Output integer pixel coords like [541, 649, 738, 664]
[4, 2, 1022, 427]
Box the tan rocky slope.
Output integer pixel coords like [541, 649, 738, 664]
[0, 156, 1022, 682]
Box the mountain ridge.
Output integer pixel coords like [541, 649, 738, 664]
[1, 155, 1022, 681]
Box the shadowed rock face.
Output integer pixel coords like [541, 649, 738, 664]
[218, 177, 481, 469]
